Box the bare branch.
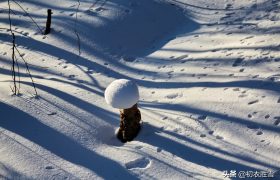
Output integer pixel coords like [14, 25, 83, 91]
[74, 0, 81, 57]
[11, 0, 44, 34]
[15, 46, 38, 96]
[8, 0, 18, 95]
[7, 0, 38, 96]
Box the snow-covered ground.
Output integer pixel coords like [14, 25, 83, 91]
[0, 0, 280, 179]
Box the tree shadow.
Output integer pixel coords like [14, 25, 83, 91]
[137, 122, 261, 172]
[141, 101, 280, 134]
[88, 0, 200, 58]
[0, 101, 137, 179]
[0, 162, 28, 180]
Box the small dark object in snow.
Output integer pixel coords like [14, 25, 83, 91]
[47, 112, 57, 116]
[248, 100, 259, 105]
[122, 56, 136, 62]
[274, 117, 280, 126]
[200, 134, 206, 138]
[232, 58, 243, 67]
[264, 114, 270, 119]
[45, 166, 54, 170]
[216, 135, 224, 140]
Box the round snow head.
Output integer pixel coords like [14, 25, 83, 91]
[105, 79, 139, 109]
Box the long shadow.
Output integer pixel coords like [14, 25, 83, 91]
[138, 123, 259, 172]
[141, 102, 280, 134]
[169, 0, 244, 11]
[162, 125, 279, 170]
[161, 44, 280, 53]
[138, 79, 280, 94]
[89, 0, 199, 57]
[0, 162, 28, 180]
[0, 56, 104, 97]
[0, 101, 137, 179]
[20, 81, 117, 126]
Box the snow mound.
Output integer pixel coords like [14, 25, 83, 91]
[105, 79, 139, 109]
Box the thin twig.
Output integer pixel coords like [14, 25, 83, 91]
[15, 46, 38, 96]
[11, 0, 44, 34]
[11, 33, 17, 94]
[7, 0, 38, 96]
[8, 0, 18, 95]
[74, 0, 81, 57]
[14, 52, 21, 94]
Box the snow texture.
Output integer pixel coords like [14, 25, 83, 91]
[1, 0, 280, 179]
[105, 79, 139, 109]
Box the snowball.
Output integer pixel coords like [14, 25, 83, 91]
[105, 79, 139, 109]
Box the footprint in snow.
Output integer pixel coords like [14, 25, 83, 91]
[22, 32, 29, 36]
[265, 114, 270, 119]
[135, 146, 143, 150]
[232, 58, 243, 67]
[239, 68, 245, 72]
[125, 157, 151, 170]
[244, 36, 254, 40]
[45, 166, 54, 170]
[175, 54, 188, 60]
[165, 93, 182, 99]
[47, 112, 57, 116]
[200, 134, 206, 138]
[225, 3, 233, 9]
[267, 74, 280, 82]
[248, 100, 259, 105]
[68, 74, 75, 79]
[95, 7, 106, 12]
[233, 88, 240, 91]
[274, 117, 280, 126]
[156, 147, 162, 153]
[216, 135, 224, 140]
[239, 94, 247, 98]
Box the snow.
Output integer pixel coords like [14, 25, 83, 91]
[105, 79, 139, 109]
[0, 0, 280, 179]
